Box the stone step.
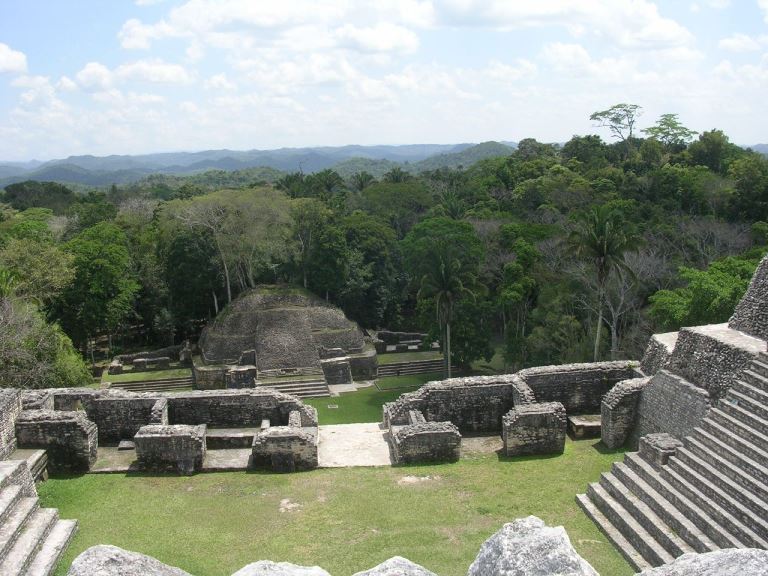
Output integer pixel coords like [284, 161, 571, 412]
[674, 445, 768, 520]
[733, 378, 768, 406]
[700, 418, 768, 467]
[0, 485, 22, 525]
[0, 460, 26, 491]
[624, 453, 743, 549]
[576, 493, 653, 573]
[586, 482, 675, 567]
[599, 471, 694, 558]
[728, 388, 768, 420]
[709, 407, 768, 448]
[742, 369, 768, 393]
[25, 519, 78, 576]
[692, 426, 768, 486]
[0, 507, 58, 576]
[750, 358, 768, 379]
[717, 400, 768, 435]
[258, 383, 330, 398]
[611, 461, 718, 553]
[0, 497, 39, 561]
[666, 456, 768, 546]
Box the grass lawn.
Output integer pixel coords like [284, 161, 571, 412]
[101, 367, 192, 384]
[42, 439, 631, 576]
[306, 385, 419, 425]
[378, 351, 443, 365]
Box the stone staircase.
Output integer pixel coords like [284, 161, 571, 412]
[0, 460, 76, 576]
[378, 358, 450, 377]
[109, 376, 194, 392]
[257, 380, 330, 398]
[578, 351, 768, 572]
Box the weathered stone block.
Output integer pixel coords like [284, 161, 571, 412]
[728, 254, 768, 341]
[321, 358, 353, 385]
[349, 349, 378, 380]
[391, 421, 461, 464]
[633, 370, 710, 446]
[134, 424, 206, 475]
[352, 556, 437, 576]
[600, 377, 650, 449]
[21, 389, 54, 410]
[15, 409, 98, 472]
[0, 388, 22, 460]
[640, 332, 678, 376]
[150, 398, 168, 424]
[192, 364, 228, 390]
[108, 360, 123, 375]
[251, 427, 318, 472]
[67, 545, 193, 576]
[225, 365, 257, 389]
[638, 432, 683, 468]
[502, 402, 566, 457]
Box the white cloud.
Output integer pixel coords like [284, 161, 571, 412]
[57, 76, 78, 91]
[135, 0, 167, 5]
[0, 43, 28, 74]
[760, 0, 768, 23]
[335, 23, 419, 54]
[116, 59, 193, 83]
[719, 33, 762, 52]
[204, 73, 236, 91]
[76, 62, 113, 90]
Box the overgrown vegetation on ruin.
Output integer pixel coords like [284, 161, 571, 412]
[41, 438, 632, 576]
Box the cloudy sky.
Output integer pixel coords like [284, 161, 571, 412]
[0, 0, 766, 161]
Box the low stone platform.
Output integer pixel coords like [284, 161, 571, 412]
[317, 423, 393, 467]
[568, 415, 601, 439]
[206, 427, 260, 449]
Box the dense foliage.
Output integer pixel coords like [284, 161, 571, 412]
[0, 104, 766, 383]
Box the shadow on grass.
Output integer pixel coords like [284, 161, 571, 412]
[589, 439, 628, 456]
[496, 451, 564, 463]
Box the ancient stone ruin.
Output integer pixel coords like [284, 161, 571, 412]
[194, 286, 378, 396]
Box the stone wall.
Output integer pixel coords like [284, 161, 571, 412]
[390, 421, 461, 464]
[320, 358, 352, 385]
[117, 345, 182, 363]
[87, 395, 160, 443]
[225, 366, 257, 389]
[348, 350, 378, 380]
[150, 398, 168, 424]
[251, 427, 318, 472]
[632, 370, 711, 444]
[728, 253, 768, 341]
[518, 362, 640, 414]
[502, 402, 567, 457]
[0, 388, 21, 460]
[665, 324, 764, 401]
[600, 377, 650, 449]
[134, 424, 206, 475]
[21, 390, 55, 411]
[14, 410, 98, 472]
[193, 364, 228, 390]
[640, 332, 678, 376]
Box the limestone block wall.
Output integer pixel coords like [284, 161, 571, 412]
[0, 389, 22, 460]
[15, 410, 98, 472]
[251, 427, 318, 472]
[21, 390, 54, 411]
[390, 421, 461, 464]
[502, 402, 567, 456]
[52, 388, 101, 411]
[193, 364, 228, 390]
[600, 377, 650, 449]
[632, 370, 711, 445]
[225, 366, 257, 388]
[134, 424, 206, 475]
[87, 396, 160, 443]
[348, 350, 378, 380]
[518, 362, 640, 414]
[321, 358, 352, 385]
[728, 253, 768, 340]
[150, 398, 168, 424]
[665, 324, 764, 401]
[639, 332, 678, 376]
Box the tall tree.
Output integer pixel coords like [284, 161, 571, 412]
[403, 217, 483, 378]
[569, 204, 640, 361]
[642, 113, 697, 149]
[590, 103, 643, 157]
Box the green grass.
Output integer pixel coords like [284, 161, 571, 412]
[375, 372, 444, 390]
[102, 367, 192, 384]
[42, 439, 631, 576]
[378, 351, 443, 365]
[305, 385, 421, 425]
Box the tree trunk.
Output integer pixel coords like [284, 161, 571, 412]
[212, 291, 219, 315]
[446, 321, 452, 379]
[594, 285, 604, 362]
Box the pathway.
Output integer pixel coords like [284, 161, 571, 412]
[317, 423, 393, 467]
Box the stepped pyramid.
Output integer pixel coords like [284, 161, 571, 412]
[578, 254, 768, 572]
[0, 459, 77, 576]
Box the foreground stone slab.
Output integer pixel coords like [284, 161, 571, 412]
[467, 516, 598, 576]
[317, 423, 392, 467]
[352, 556, 436, 576]
[635, 548, 768, 575]
[232, 561, 331, 576]
[67, 545, 192, 576]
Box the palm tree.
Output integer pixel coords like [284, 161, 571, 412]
[418, 251, 476, 378]
[569, 204, 640, 361]
[0, 268, 16, 298]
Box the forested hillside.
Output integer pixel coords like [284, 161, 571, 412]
[0, 105, 766, 386]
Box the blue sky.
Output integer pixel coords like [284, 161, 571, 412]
[0, 0, 766, 161]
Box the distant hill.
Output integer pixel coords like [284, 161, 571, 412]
[0, 142, 516, 188]
[750, 144, 768, 155]
[413, 141, 515, 171]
